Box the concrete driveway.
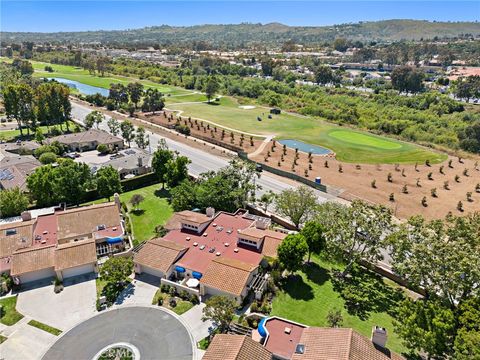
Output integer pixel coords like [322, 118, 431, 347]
[16, 274, 97, 331]
[42, 306, 194, 360]
[0, 317, 57, 360]
[113, 274, 159, 306]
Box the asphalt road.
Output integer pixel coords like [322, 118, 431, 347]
[71, 101, 337, 202]
[42, 307, 193, 360]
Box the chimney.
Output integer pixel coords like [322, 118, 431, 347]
[255, 218, 268, 230]
[21, 211, 32, 221]
[114, 193, 121, 210]
[371, 326, 388, 348]
[206, 207, 215, 218]
[137, 156, 143, 168]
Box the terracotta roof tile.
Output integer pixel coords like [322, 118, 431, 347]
[177, 210, 212, 224]
[54, 240, 97, 270]
[135, 239, 187, 273]
[203, 334, 272, 360]
[45, 129, 123, 146]
[11, 245, 55, 276]
[0, 220, 35, 258]
[200, 258, 256, 296]
[291, 327, 405, 360]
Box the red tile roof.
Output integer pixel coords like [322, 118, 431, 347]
[264, 317, 306, 359]
[203, 334, 272, 360]
[163, 212, 263, 273]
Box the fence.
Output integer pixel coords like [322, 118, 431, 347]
[160, 278, 200, 298]
[238, 152, 329, 193]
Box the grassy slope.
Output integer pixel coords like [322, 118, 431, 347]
[86, 184, 173, 245]
[0, 296, 24, 326]
[0, 58, 190, 95]
[169, 97, 445, 164]
[271, 257, 407, 354]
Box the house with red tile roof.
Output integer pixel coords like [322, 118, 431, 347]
[134, 208, 288, 303]
[0, 197, 125, 284]
[202, 316, 405, 360]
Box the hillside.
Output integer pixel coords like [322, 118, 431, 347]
[2, 20, 480, 47]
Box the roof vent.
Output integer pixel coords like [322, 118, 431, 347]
[186, 236, 191, 241]
[193, 242, 198, 247]
[224, 243, 230, 247]
[199, 245, 205, 250]
[212, 223, 217, 227]
[234, 248, 239, 253]
[284, 327, 292, 334]
[295, 344, 305, 354]
[43, 230, 48, 235]
[112, 227, 117, 231]
[203, 233, 208, 237]
[97, 224, 106, 231]
[226, 229, 232, 234]
[216, 252, 221, 256]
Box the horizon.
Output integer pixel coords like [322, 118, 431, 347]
[1, 1, 479, 33]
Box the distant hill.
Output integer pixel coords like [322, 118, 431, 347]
[2, 20, 480, 47]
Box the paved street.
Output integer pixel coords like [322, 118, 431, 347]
[42, 306, 194, 360]
[70, 102, 337, 202]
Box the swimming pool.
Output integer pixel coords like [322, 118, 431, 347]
[278, 139, 332, 155]
[46, 78, 109, 97]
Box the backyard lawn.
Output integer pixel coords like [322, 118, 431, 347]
[0, 122, 76, 141]
[271, 256, 408, 354]
[168, 97, 445, 164]
[0, 296, 24, 326]
[87, 184, 173, 245]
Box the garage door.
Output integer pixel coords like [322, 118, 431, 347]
[140, 265, 164, 279]
[62, 263, 95, 279]
[19, 268, 56, 284]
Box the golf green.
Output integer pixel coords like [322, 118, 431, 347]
[328, 130, 403, 150]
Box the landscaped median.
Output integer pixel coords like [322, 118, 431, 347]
[27, 320, 62, 336]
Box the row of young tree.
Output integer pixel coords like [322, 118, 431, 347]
[270, 186, 479, 359]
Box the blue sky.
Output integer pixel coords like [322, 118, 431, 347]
[1, 1, 479, 32]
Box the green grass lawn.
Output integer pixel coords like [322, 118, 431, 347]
[171, 300, 194, 315]
[86, 184, 173, 245]
[0, 122, 76, 141]
[0, 296, 24, 326]
[271, 256, 408, 355]
[27, 320, 62, 336]
[168, 97, 445, 164]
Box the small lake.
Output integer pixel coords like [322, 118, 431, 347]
[278, 139, 332, 155]
[46, 78, 109, 97]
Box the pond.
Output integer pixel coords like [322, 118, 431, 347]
[278, 139, 332, 155]
[46, 77, 109, 97]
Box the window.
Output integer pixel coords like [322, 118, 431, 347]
[5, 229, 17, 236]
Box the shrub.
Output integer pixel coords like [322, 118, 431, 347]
[175, 124, 191, 136]
[421, 197, 428, 207]
[39, 152, 57, 164]
[97, 144, 109, 154]
[179, 290, 189, 300]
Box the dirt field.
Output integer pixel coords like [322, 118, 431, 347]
[138, 111, 265, 152]
[252, 140, 480, 220]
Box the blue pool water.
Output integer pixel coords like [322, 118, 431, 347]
[46, 78, 110, 97]
[278, 139, 332, 155]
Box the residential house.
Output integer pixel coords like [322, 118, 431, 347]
[202, 316, 404, 360]
[134, 209, 287, 303]
[0, 199, 126, 284]
[0, 154, 41, 191]
[45, 129, 124, 152]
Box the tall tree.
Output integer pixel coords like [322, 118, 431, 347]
[127, 82, 144, 108]
[391, 66, 424, 93]
[3, 84, 35, 136]
[84, 110, 104, 130]
[107, 117, 121, 136]
[165, 155, 191, 188]
[109, 83, 128, 108]
[300, 221, 326, 263]
[0, 187, 29, 218]
[96, 166, 122, 201]
[202, 296, 237, 333]
[316, 200, 393, 277]
[152, 148, 174, 188]
[314, 65, 334, 85]
[388, 213, 480, 309]
[120, 120, 135, 147]
[141, 88, 164, 114]
[134, 126, 149, 149]
[170, 179, 197, 212]
[205, 76, 219, 102]
[275, 186, 318, 229]
[277, 234, 308, 273]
